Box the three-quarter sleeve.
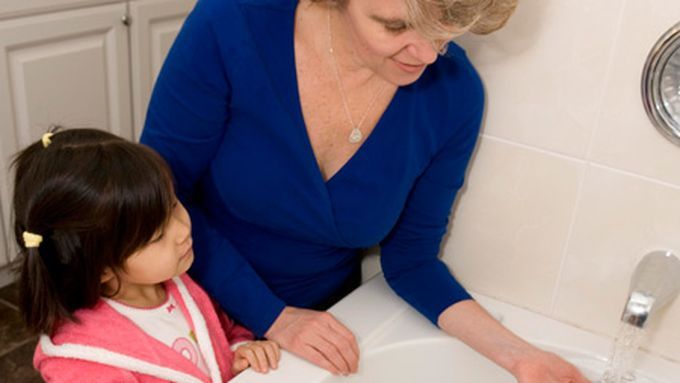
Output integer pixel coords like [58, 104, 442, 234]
[141, 1, 230, 194]
[380, 102, 484, 326]
[141, 1, 285, 336]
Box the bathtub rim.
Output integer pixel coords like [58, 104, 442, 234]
[231, 274, 680, 383]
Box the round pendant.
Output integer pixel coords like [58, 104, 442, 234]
[349, 127, 363, 143]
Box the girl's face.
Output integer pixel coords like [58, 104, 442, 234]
[114, 200, 194, 287]
[338, 0, 465, 86]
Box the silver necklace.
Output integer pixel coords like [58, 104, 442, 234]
[327, 9, 386, 144]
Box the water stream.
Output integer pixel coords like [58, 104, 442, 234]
[598, 322, 647, 383]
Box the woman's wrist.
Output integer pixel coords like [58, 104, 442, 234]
[437, 299, 537, 374]
[437, 300, 590, 382]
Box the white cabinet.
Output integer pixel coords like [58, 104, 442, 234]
[0, 0, 194, 269]
[130, 0, 194, 137]
[0, 203, 7, 278]
[0, 2, 133, 266]
[0, 1, 122, 21]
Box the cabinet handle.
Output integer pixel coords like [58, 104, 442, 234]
[121, 15, 131, 26]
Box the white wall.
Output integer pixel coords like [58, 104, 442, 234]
[445, 0, 680, 362]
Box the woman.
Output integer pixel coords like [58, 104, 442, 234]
[141, 0, 589, 381]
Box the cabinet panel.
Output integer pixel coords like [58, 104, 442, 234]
[0, 1, 122, 21]
[0, 203, 7, 268]
[130, 0, 195, 137]
[0, 3, 132, 266]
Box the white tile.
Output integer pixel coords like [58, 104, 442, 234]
[646, 302, 680, 362]
[442, 136, 584, 313]
[554, 165, 680, 359]
[456, 0, 624, 157]
[589, 0, 680, 186]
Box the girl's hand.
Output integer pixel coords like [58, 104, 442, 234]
[230, 340, 281, 375]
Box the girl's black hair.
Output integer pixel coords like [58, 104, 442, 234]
[11, 128, 175, 335]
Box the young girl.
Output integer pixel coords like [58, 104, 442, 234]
[12, 128, 280, 383]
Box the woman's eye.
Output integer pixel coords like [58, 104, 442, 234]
[385, 23, 408, 33]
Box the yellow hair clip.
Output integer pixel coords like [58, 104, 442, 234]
[23, 231, 43, 248]
[41, 132, 54, 148]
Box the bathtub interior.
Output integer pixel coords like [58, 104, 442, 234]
[320, 302, 661, 383]
[231, 275, 680, 383]
[319, 339, 661, 383]
[321, 338, 514, 383]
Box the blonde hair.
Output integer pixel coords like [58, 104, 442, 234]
[313, 0, 517, 44]
[409, 0, 518, 41]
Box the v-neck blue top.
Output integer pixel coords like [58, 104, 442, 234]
[141, 0, 484, 336]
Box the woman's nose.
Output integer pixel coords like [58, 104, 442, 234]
[406, 35, 439, 65]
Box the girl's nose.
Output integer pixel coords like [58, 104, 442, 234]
[173, 202, 192, 243]
[176, 222, 191, 244]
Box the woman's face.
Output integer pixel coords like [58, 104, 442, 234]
[338, 0, 464, 86]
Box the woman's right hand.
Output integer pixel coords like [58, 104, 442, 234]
[264, 306, 359, 375]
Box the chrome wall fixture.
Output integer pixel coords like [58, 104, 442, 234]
[642, 21, 680, 146]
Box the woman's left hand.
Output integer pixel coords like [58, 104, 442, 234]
[437, 300, 591, 383]
[512, 349, 591, 383]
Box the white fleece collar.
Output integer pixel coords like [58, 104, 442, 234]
[39, 336, 205, 383]
[39, 277, 223, 383]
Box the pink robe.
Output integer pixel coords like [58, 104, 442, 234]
[34, 274, 253, 382]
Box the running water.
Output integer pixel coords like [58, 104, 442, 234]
[598, 322, 647, 383]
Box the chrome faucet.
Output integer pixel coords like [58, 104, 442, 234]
[621, 250, 680, 328]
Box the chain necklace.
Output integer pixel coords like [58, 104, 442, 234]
[327, 9, 386, 144]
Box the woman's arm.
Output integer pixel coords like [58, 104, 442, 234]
[379, 100, 483, 325]
[381, 129, 591, 382]
[438, 300, 589, 382]
[380, 62, 589, 382]
[140, 0, 230, 197]
[189, 204, 358, 375]
[142, 0, 358, 373]
[140, 0, 286, 336]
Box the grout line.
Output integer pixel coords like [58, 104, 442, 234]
[547, 164, 589, 315]
[480, 133, 680, 192]
[583, 0, 629, 161]
[590, 161, 680, 191]
[0, 298, 19, 312]
[0, 336, 38, 359]
[547, 0, 629, 317]
[0, 298, 36, 360]
[480, 134, 587, 164]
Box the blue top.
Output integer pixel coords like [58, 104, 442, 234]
[141, 0, 484, 336]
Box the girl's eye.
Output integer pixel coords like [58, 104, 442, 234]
[151, 231, 164, 243]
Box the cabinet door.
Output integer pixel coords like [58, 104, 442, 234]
[0, 202, 7, 273]
[130, 0, 195, 138]
[0, 3, 132, 266]
[0, 0, 120, 21]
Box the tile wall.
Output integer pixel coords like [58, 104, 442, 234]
[445, 0, 680, 361]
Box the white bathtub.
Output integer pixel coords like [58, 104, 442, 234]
[232, 275, 680, 382]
